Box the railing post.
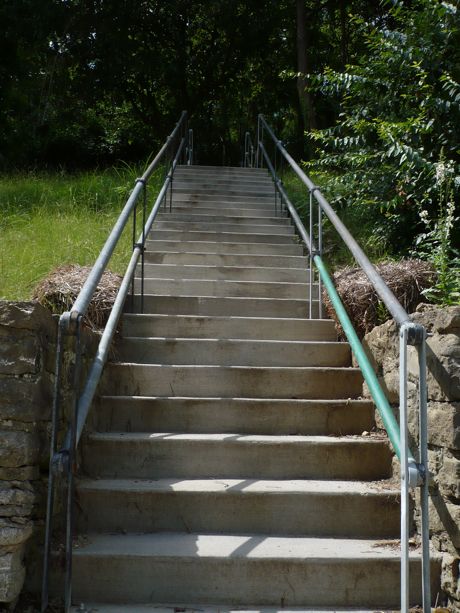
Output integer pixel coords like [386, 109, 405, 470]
[188, 129, 194, 165]
[309, 189, 314, 318]
[256, 115, 262, 168]
[64, 314, 82, 613]
[244, 132, 249, 167]
[400, 323, 410, 613]
[418, 329, 431, 613]
[41, 314, 68, 613]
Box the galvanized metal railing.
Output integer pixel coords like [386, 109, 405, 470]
[255, 114, 431, 613]
[243, 131, 255, 168]
[41, 111, 193, 613]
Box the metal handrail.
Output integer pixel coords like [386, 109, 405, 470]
[255, 114, 431, 613]
[41, 112, 191, 613]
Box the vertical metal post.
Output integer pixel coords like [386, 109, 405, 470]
[130, 198, 137, 311]
[258, 119, 264, 169]
[309, 190, 314, 319]
[141, 182, 147, 314]
[418, 332, 431, 613]
[64, 316, 82, 613]
[188, 129, 193, 165]
[274, 145, 278, 215]
[317, 197, 323, 318]
[41, 317, 67, 613]
[256, 117, 261, 167]
[400, 324, 410, 613]
[279, 152, 285, 216]
[134, 178, 147, 315]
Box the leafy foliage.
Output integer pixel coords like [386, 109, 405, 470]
[307, 0, 460, 258]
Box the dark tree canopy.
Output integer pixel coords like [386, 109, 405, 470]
[0, 0, 388, 167]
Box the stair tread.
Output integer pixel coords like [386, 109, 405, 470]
[73, 532, 425, 560]
[122, 314, 331, 323]
[71, 606, 392, 612]
[139, 264, 307, 272]
[77, 477, 398, 496]
[119, 337, 343, 345]
[87, 432, 385, 445]
[99, 395, 371, 404]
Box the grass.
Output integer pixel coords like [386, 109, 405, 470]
[280, 167, 393, 269]
[0, 165, 164, 300]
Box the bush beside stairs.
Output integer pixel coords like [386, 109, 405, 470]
[70, 165, 439, 611]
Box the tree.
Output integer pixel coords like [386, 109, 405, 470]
[307, 0, 460, 252]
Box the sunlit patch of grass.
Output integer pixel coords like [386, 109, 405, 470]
[0, 167, 164, 300]
[280, 167, 392, 269]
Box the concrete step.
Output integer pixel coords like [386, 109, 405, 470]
[143, 252, 308, 268]
[133, 279, 318, 299]
[121, 314, 335, 341]
[152, 221, 293, 235]
[101, 364, 360, 399]
[172, 186, 275, 198]
[82, 433, 392, 480]
[166, 204, 278, 216]
[72, 533, 439, 607]
[171, 193, 274, 204]
[128, 294, 322, 318]
[145, 240, 304, 256]
[95, 397, 375, 435]
[70, 606, 396, 613]
[173, 178, 274, 189]
[76, 478, 400, 537]
[147, 230, 295, 244]
[156, 212, 288, 225]
[175, 165, 269, 175]
[174, 168, 271, 177]
[115, 338, 350, 367]
[138, 263, 309, 283]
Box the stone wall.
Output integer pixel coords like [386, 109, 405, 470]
[362, 305, 460, 610]
[0, 301, 56, 606]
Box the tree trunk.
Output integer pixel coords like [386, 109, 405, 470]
[340, 0, 348, 69]
[296, 0, 317, 134]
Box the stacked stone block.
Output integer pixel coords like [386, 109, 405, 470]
[362, 305, 460, 609]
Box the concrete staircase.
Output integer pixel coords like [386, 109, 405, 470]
[72, 166, 434, 611]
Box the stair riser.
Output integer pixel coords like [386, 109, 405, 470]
[83, 438, 392, 480]
[172, 194, 275, 204]
[76, 490, 399, 537]
[128, 295, 322, 318]
[137, 264, 309, 283]
[95, 398, 375, 435]
[156, 213, 289, 225]
[132, 279, 318, 299]
[145, 240, 303, 256]
[143, 252, 308, 268]
[72, 555, 435, 607]
[176, 164, 269, 171]
[152, 222, 293, 235]
[173, 178, 274, 188]
[148, 231, 295, 244]
[115, 339, 350, 367]
[174, 171, 270, 178]
[101, 365, 362, 399]
[121, 315, 335, 341]
[165, 205, 279, 217]
[172, 187, 275, 198]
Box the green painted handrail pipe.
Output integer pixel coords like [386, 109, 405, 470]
[314, 255, 415, 464]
